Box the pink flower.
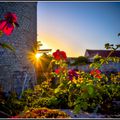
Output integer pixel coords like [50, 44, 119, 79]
[0, 12, 19, 36]
[68, 69, 79, 80]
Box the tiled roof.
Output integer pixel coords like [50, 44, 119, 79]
[85, 49, 120, 57]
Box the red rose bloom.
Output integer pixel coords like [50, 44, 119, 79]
[0, 12, 19, 36]
[53, 49, 67, 60]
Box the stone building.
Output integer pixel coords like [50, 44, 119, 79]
[85, 49, 120, 62]
[0, 2, 37, 96]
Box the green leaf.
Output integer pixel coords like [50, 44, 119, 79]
[73, 104, 81, 114]
[82, 102, 88, 110]
[76, 84, 81, 88]
[74, 97, 81, 105]
[100, 59, 105, 64]
[54, 88, 60, 94]
[89, 64, 93, 68]
[87, 85, 94, 95]
[105, 43, 110, 49]
[113, 57, 116, 62]
[0, 43, 15, 51]
[0, 30, 3, 37]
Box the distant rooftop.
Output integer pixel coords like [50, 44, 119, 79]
[85, 49, 120, 58]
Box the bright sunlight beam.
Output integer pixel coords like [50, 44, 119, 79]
[35, 53, 42, 59]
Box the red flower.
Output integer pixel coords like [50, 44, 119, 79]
[53, 49, 67, 60]
[0, 12, 19, 36]
[55, 67, 66, 74]
[90, 69, 101, 75]
[55, 68, 61, 74]
[95, 74, 102, 79]
[95, 69, 101, 74]
[90, 69, 102, 79]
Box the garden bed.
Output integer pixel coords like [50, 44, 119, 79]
[0, 49, 120, 118]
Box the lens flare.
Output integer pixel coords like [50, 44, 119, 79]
[35, 53, 41, 59]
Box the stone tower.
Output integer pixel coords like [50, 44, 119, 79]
[0, 2, 37, 95]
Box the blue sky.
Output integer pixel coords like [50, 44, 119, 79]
[37, 2, 120, 57]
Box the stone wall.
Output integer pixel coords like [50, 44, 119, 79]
[68, 62, 120, 73]
[0, 2, 37, 95]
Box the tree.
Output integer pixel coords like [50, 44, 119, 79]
[72, 56, 89, 65]
[93, 54, 102, 62]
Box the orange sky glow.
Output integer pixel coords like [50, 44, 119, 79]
[37, 33, 84, 57]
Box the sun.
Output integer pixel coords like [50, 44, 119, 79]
[35, 53, 42, 59]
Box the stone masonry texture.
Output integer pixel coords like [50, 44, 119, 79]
[0, 2, 37, 95]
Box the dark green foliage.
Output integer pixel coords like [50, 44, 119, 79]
[105, 43, 120, 50]
[72, 56, 89, 65]
[93, 55, 102, 62]
[105, 43, 114, 50]
[0, 92, 25, 116]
